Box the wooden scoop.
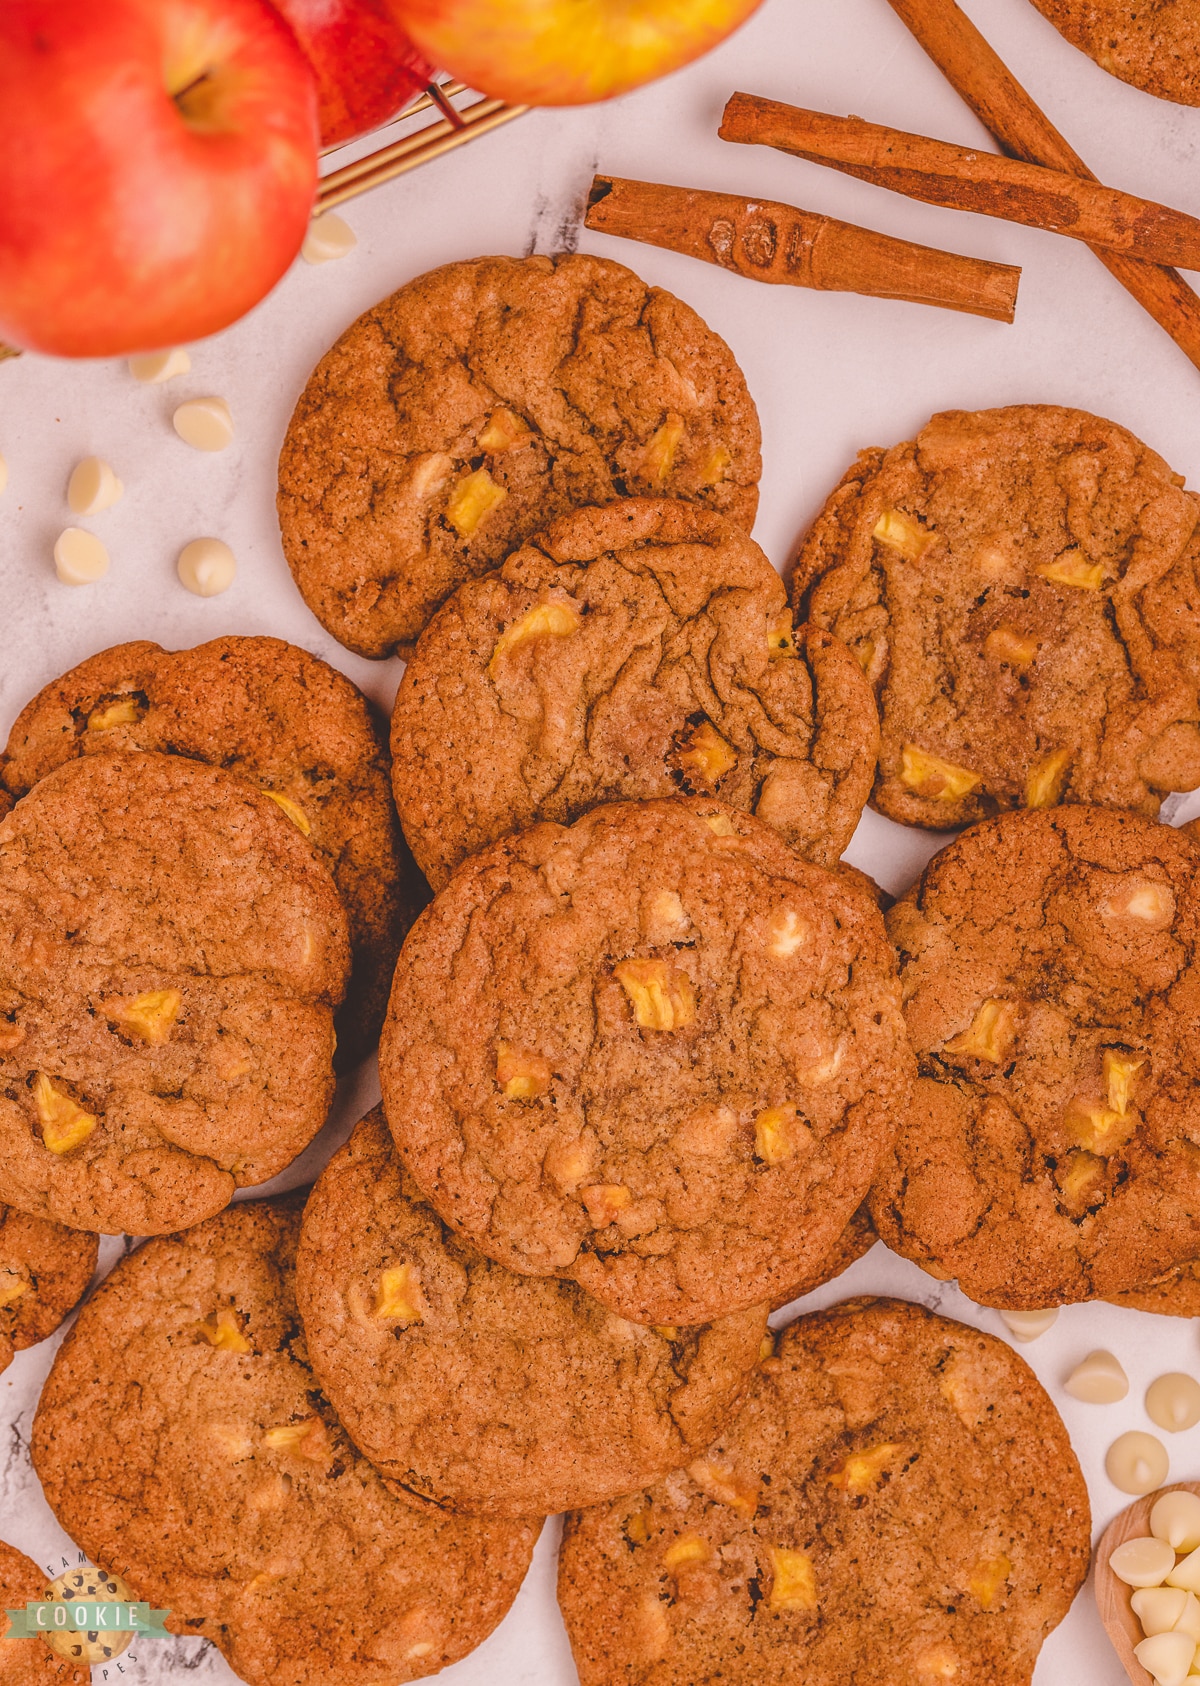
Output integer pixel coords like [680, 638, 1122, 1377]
[1095, 1482, 1200, 1684]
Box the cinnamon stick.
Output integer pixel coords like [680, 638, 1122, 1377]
[720, 93, 1200, 271]
[884, 0, 1200, 374]
[584, 176, 1019, 322]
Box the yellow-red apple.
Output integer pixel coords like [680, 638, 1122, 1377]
[269, 0, 435, 147]
[0, 0, 320, 357]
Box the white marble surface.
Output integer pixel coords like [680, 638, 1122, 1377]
[4, 0, 1200, 1679]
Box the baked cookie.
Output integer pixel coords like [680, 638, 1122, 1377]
[391, 499, 877, 890]
[769, 1203, 876, 1311]
[0, 637, 421, 1067]
[31, 1198, 539, 1686]
[1107, 1256, 1200, 1315]
[793, 405, 1200, 830]
[557, 1297, 1089, 1686]
[0, 1541, 89, 1686]
[1029, 0, 1200, 105]
[278, 253, 762, 657]
[0, 753, 350, 1235]
[873, 805, 1200, 1307]
[297, 1109, 768, 1518]
[0, 1206, 96, 1373]
[380, 798, 912, 1327]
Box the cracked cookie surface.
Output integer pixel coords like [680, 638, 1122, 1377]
[0, 1541, 89, 1686]
[793, 405, 1200, 829]
[873, 806, 1200, 1306]
[297, 1109, 767, 1517]
[0, 753, 349, 1235]
[31, 1198, 538, 1686]
[391, 498, 877, 890]
[277, 253, 762, 657]
[1107, 1255, 1200, 1315]
[557, 1296, 1088, 1686]
[0, 1205, 96, 1373]
[1028, 0, 1200, 105]
[0, 636, 420, 1068]
[380, 798, 911, 1327]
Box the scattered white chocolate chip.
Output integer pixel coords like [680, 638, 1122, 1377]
[999, 1308, 1058, 1342]
[1108, 1431, 1170, 1497]
[67, 456, 123, 516]
[1064, 1349, 1129, 1403]
[1134, 1587, 1191, 1635]
[53, 527, 109, 586]
[128, 347, 191, 383]
[1148, 1375, 1200, 1434]
[178, 537, 236, 598]
[1155, 1494, 1200, 1555]
[302, 211, 357, 264]
[1111, 1536, 1178, 1587]
[1135, 1631, 1197, 1686]
[173, 396, 234, 452]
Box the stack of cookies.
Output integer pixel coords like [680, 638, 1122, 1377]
[5, 251, 1200, 1685]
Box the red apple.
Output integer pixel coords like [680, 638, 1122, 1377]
[269, 0, 435, 148]
[384, 0, 765, 106]
[0, 0, 319, 358]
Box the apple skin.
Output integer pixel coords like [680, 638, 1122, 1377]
[0, 0, 320, 357]
[269, 0, 435, 147]
[385, 0, 765, 105]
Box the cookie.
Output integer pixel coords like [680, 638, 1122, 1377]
[0, 752, 350, 1235]
[297, 1108, 768, 1518]
[793, 405, 1200, 830]
[872, 805, 1200, 1307]
[1028, 0, 1200, 106]
[278, 253, 762, 657]
[1107, 1257, 1200, 1316]
[31, 1198, 539, 1686]
[380, 798, 912, 1327]
[769, 1203, 876, 1312]
[391, 498, 877, 890]
[557, 1297, 1089, 1686]
[0, 636, 421, 1068]
[0, 1206, 96, 1373]
[0, 1541, 89, 1686]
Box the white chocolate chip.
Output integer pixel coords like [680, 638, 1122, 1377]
[67, 456, 123, 516]
[1155, 1494, 1200, 1554]
[1064, 1349, 1128, 1403]
[1148, 1375, 1200, 1434]
[302, 211, 357, 264]
[1108, 1431, 1170, 1497]
[178, 537, 236, 598]
[53, 527, 109, 586]
[999, 1308, 1058, 1342]
[173, 396, 234, 452]
[128, 347, 191, 383]
[1111, 1535, 1177, 1587]
[1170, 1546, 1200, 1596]
[1135, 1631, 1197, 1686]
[1134, 1587, 1191, 1635]
[1177, 1591, 1200, 1643]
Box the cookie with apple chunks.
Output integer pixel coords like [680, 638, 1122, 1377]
[1107, 1256, 1200, 1316]
[1027, 0, 1200, 106]
[0, 1205, 97, 1373]
[873, 806, 1200, 1307]
[0, 635, 420, 1067]
[557, 1297, 1089, 1686]
[391, 498, 877, 890]
[278, 252, 762, 656]
[0, 1540, 89, 1686]
[32, 1197, 538, 1686]
[792, 405, 1200, 830]
[0, 752, 349, 1236]
[380, 798, 911, 1328]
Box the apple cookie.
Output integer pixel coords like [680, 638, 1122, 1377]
[1107, 1257, 1200, 1316]
[792, 405, 1200, 829]
[0, 752, 349, 1235]
[1027, 0, 1200, 106]
[769, 1203, 876, 1312]
[0, 636, 422, 1067]
[32, 1197, 538, 1686]
[390, 498, 877, 890]
[277, 252, 762, 656]
[873, 805, 1200, 1307]
[380, 798, 912, 1327]
[0, 1540, 89, 1686]
[0, 1206, 96, 1373]
[557, 1297, 1089, 1686]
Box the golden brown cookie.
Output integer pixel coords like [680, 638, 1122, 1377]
[557, 1297, 1089, 1686]
[278, 253, 762, 657]
[0, 753, 350, 1235]
[1029, 0, 1200, 105]
[873, 805, 1200, 1307]
[0, 1541, 89, 1686]
[31, 1198, 539, 1686]
[0, 1206, 96, 1373]
[391, 498, 877, 890]
[793, 405, 1200, 830]
[1107, 1256, 1200, 1315]
[768, 1203, 876, 1311]
[380, 798, 912, 1327]
[297, 1108, 768, 1518]
[0, 637, 422, 1067]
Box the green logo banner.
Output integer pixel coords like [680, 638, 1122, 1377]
[6, 1601, 171, 1637]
